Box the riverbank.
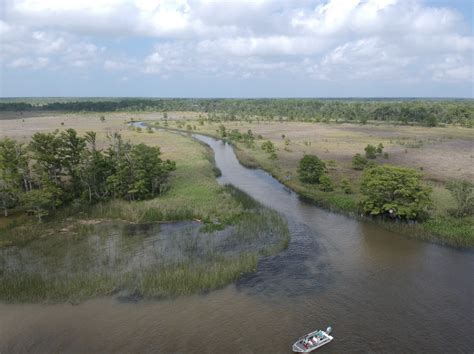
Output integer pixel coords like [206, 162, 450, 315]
[0, 129, 289, 303]
[142, 121, 473, 248]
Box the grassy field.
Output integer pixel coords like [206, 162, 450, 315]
[0, 115, 290, 302]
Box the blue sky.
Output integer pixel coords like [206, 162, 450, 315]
[0, 0, 472, 98]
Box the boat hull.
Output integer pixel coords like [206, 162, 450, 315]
[292, 330, 333, 352]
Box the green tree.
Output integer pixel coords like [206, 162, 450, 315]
[0, 138, 29, 216]
[20, 189, 55, 222]
[298, 154, 326, 184]
[58, 129, 86, 197]
[446, 180, 474, 217]
[352, 153, 368, 170]
[360, 165, 431, 220]
[29, 130, 63, 186]
[364, 144, 377, 159]
[218, 125, 227, 137]
[319, 174, 334, 192]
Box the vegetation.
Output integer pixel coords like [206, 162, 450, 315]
[298, 155, 326, 184]
[446, 180, 473, 217]
[0, 127, 291, 302]
[0, 129, 175, 221]
[364, 144, 378, 159]
[1, 98, 473, 126]
[0, 185, 290, 302]
[319, 174, 334, 192]
[352, 153, 369, 170]
[340, 178, 353, 194]
[360, 165, 432, 220]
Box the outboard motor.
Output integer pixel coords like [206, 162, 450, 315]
[326, 326, 332, 334]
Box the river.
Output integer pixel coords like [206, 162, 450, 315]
[1, 133, 473, 353]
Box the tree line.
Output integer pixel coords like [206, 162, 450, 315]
[0, 129, 175, 221]
[1, 98, 472, 126]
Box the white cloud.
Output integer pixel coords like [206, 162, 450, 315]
[9, 56, 49, 69]
[1, 0, 473, 85]
[143, 52, 164, 74]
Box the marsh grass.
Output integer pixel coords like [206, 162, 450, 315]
[139, 254, 258, 298]
[0, 185, 290, 302]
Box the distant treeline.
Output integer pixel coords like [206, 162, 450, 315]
[1, 99, 473, 126]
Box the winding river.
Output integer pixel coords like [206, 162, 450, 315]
[1, 133, 473, 353]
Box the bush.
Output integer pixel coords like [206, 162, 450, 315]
[364, 144, 377, 159]
[261, 140, 275, 154]
[352, 153, 368, 170]
[319, 174, 334, 192]
[446, 180, 473, 217]
[340, 178, 353, 194]
[360, 165, 432, 220]
[376, 143, 384, 154]
[298, 154, 326, 184]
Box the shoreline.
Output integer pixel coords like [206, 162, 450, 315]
[144, 122, 472, 249]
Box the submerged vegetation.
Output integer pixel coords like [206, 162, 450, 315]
[0, 187, 289, 303]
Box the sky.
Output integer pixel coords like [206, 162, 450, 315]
[0, 0, 473, 98]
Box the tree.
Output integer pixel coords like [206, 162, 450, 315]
[360, 165, 431, 220]
[0, 138, 29, 216]
[218, 125, 227, 137]
[58, 129, 86, 197]
[106, 138, 176, 201]
[319, 174, 334, 191]
[298, 154, 326, 184]
[364, 144, 377, 159]
[352, 153, 368, 170]
[20, 189, 54, 222]
[29, 130, 63, 186]
[446, 180, 474, 217]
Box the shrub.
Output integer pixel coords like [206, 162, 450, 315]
[360, 165, 432, 220]
[364, 144, 377, 159]
[352, 153, 368, 170]
[340, 178, 353, 194]
[446, 180, 474, 217]
[298, 154, 326, 184]
[319, 174, 334, 192]
[383, 152, 389, 159]
[218, 125, 227, 137]
[261, 140, 275, 154]
[376, 143, 384, 154]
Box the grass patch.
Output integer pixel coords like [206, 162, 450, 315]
[422, 216, 474, 247]
[140, 254, 257, 298]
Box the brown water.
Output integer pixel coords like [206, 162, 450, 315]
[1, 134, 473, 353]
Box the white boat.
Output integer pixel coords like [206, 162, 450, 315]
[292, 326, 333, 352]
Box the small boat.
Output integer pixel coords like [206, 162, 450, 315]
[292, 326, 333, 352]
